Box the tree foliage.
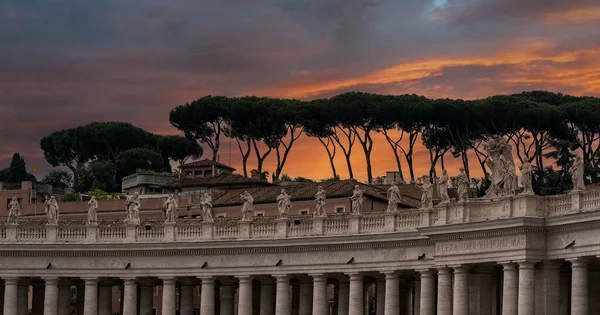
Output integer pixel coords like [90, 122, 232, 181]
[41, 169, 73, 189]
[0, 153, 36, 183]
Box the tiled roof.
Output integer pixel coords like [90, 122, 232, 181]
[374, 183, 477, 203]
[179, 158, 236, 171]
[210, 180, 418, 208]
[164, 173, 271, 188]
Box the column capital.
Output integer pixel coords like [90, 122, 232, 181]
[162, 277, 176, 285]
[237, 275, 253, 283]
[500, 262, 518, 270]
[44, 277, 59, 285]
[200, 276, 215, 284]
[347, 273, 363, 281]
[122, 278, 137, 285]
[384, 271, 399, 279]
[82, 278, 99, 285]
[570, 257, 589, 268]
[3, 277, 19, 285]
[437, 267, 452, 275]
[517, 261, 537, 269]
[452, 265, 470, 274]
[273, 274, 290, 282]
[309, 274, 327, 282]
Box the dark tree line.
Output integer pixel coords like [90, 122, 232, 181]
[169, 91, 600, 189]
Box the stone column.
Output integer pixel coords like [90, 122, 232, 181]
[180, 279, 196, 315]
[98, 283, 113, 315]
[418, 270, 435, 315]
[201, 277, 215, 315]
[437, 268, 452, 315]
[570, 259, 588, 315]
[17, 281, 28, 315]
[275, 275, 291, 315]
[299, 278, 313, 315]
[453, 266, 469, 315]
[517, 262, 535, 315]
[312, 274, 328, 315]
[139, 282, 154, 315]
[162, 278, 177, 315]
[3, 278, 17, 315]
[83, 278, 98, 315]
[58, 280, 72, 315]
[337, 278, 349, 315]
[540, 261, 560, 315]
[122, 278, 138, 315]
[238, 276, 253, 315]
[384, 272, 399, 315]
[260, 278, 275, 315]
[376, 279, 385, 315]
[501, 263, 518, 315]
[221, 278, 236, 315]
[348, 273, 363, 315]
[44, 278, 59, 315]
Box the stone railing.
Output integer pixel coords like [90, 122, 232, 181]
[2, 189, 600, 243]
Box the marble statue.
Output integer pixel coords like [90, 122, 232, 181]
[572, 155, 585, 190]
[437, 169, 450, 204]
[314, 186, 327, 217]
[163, 194, 178, 223]
[45, 195, 59, 225]
[457, 168, 469, 202]
[520, 161, 534, 195]
[201, 193, 214, 223]
[276, 189, 292, 218]
[124, 193, 141, 225]
[386, 184, 402, 212]
[349, 185, 364, 215]
[240, 191, 254, 221]
[87, 196, 98, 224]
[7, 196, 20, 224]
[419, 177, 433, 209]
[484, 138, 518, 198]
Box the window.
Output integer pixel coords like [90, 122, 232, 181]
[204, 170, 213, 177]
[335, 206, 345, 214]
[185, 171, 193, 177]
[299, 209, 309, 215]
[254, 211, 265, 217]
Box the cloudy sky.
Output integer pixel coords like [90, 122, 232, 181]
[1, 0, 599, 181]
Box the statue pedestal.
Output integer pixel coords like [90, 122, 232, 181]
[312, 217, 324, 236]
[239, 220, 251, 239]
[275, 218, 289, 238]
[384, 212, 396, 232]
[163, 222, 176, 242]
[85, 224, 98, 243]
[126, 224, 138, 242]
[434, 203, 448, 226]
[5, 223, 18, 241]
[569, 190, 584, 213]
[45, 224, 58, 242]
[202, 222, 214, 240]
[419, 208, 432, 227]
[349, 215, 361, 234]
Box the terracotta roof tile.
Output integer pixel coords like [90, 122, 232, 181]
[165, 173, 271, 188]
[179, 158, 236, 171]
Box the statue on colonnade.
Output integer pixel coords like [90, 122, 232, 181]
[240, 191, 254, 221]
[7, 196, 20, 224]
[87, 196, 98, 224]
[418, 177, 433, 209]
[276, 189, 292, 218]
[349, 185, 364, 215]
[163, 194, 178, 223]
[124, 192, 141, 225]
[201, 192, 214, 223]
[314, 186, 327, 217]
[386, 184, 401, 212]
[437, 169, 450, 204]
[45, 195, 59, 225]
[572, 155, 586, 190]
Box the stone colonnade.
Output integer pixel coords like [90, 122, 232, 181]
[0, 258, 593, 315]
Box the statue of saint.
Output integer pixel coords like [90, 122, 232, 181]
[87, 196, 98, 224]
[45, 195, 59, 225]
[163, 194, 178, 223]
[124, 192, 141, 225]
[314, 186, 327, 217]
[572, 155, 586, 190]
[7, 196, 20, 224]
[240, 191, 254, 221]
[201, 193, 214, 223]
[437, 170, 450, 204]
[419, 177, 433, 209]
[349, 185, 364, 215]
[276, 189, 292, 218]
[386, 184, 402, 212]
[457, 168, 469, 202]
[484, 138, 518, 198]
[520, 161, 534, 195]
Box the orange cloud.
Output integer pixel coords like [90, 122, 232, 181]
[542, 6, 600, 24]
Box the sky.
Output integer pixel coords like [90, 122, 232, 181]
[1, 0, 600, 182]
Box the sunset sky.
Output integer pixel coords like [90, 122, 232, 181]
[1, 0, 600, 181]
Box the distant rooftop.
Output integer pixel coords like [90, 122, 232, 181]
[179, 158, 236, 171]
[164, 173, 271, 189]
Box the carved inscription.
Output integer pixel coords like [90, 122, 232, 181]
[436, 235, 526, 254]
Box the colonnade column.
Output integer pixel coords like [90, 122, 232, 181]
[337, 278, 349, 315]
[298, 278, 312, 315]
[502, 263, 518, 315]
[83, 278, 98, 315]
[43, 277, 59, 315]
[384, 272, 399, 315]
[180, 279, 195, 315]
[57, 280, 71, 315]
[259, 278, 275, 315]
[453, 266, 469, 315]
[122, 278, 138, 315]
[238, 276, 253, 315]
[540, 261, 560, 315]
[312, 274, 328, 315]
[162, 278, 177, 315]
[17, 281, 28, 315]
[570, 259, 588, 315]
[437, 268, 452, 315]
[348, 273, 363, 315]
[201, 277, 215, 315]
[275, 275, 291, 315]
[517, 262, 535, 315]
[419, 270, 435, 315]
[2, 278, 17, 315]
[220, 278, 235, 315]
[98, 283, 113, 315]
[376, 279, 385, 315]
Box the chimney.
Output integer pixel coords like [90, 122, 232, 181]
[250, 170, 261, 181]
